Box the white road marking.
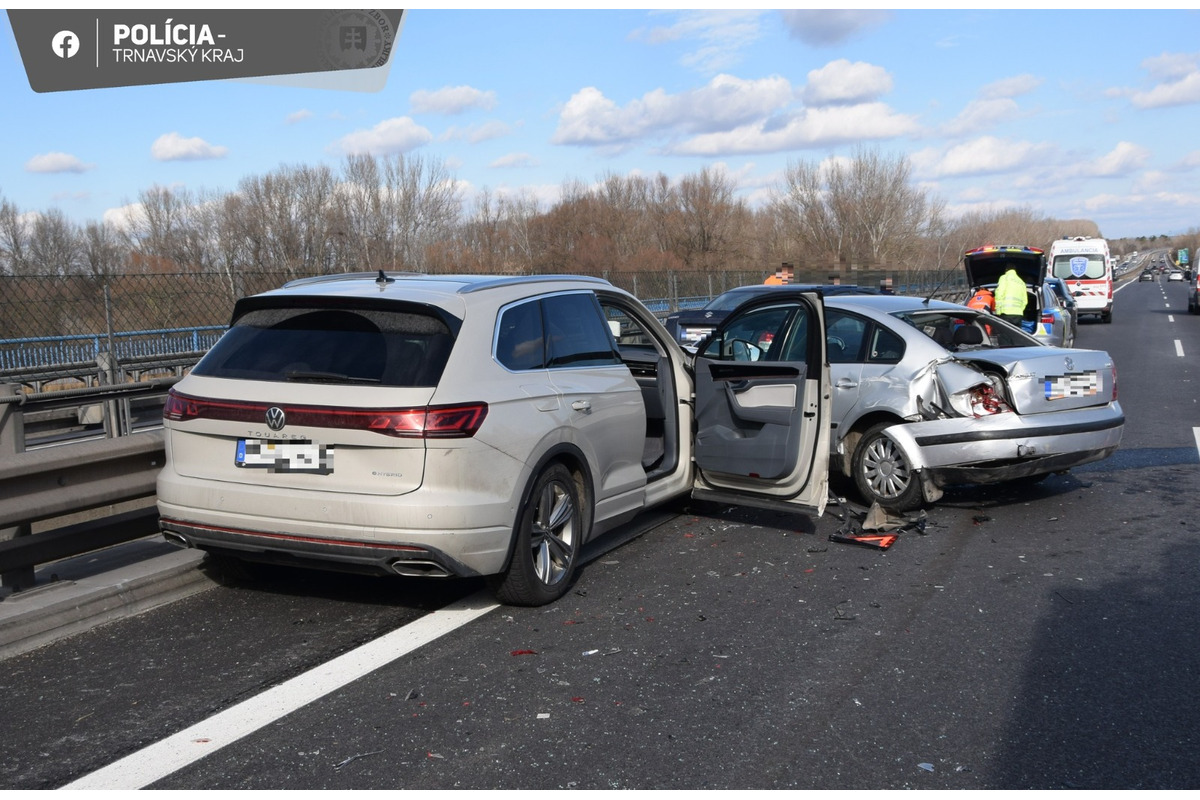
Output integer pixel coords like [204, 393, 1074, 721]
[1169, 315, 1175, 322]
[62, 593, 499, 790]
[1195, 428, 1200, 460]
[1176, 339, 1185, 358]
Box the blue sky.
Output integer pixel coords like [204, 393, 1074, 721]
[2, 6, 1200, 240]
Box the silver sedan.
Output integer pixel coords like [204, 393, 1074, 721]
[823, 295, 1124, 510]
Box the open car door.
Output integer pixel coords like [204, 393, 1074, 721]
[692, 290, 830, 515]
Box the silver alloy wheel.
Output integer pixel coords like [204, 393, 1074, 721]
[860, 433, 912, 500]
[530, 477, 576, 586]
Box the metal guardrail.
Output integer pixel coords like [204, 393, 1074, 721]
[0, 326, 224, 373]
[1, 383, 171, 592]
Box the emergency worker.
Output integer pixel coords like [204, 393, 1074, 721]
[967, 287, 994, 313]
[994, 268, 1027, 326]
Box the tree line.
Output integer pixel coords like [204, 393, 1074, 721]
[0, 147, 1164, 294]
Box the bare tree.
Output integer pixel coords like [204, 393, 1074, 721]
[29, 209, 83, 274]
[81, 219, 127, 277]
[771, 148, 941, 272]
[673, 167, 748, 272]
[0, 196, 31, 275]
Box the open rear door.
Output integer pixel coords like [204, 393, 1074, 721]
[692, 290, 830, 515]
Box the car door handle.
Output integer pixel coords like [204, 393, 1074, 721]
[836, 378, 858, 389]
[571, 400, 592, 413]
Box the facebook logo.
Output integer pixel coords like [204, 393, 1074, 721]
[51, 30, 80, 59]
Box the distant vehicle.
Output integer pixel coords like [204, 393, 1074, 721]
[1168, 270, 1185, 282]
[1140, 269, 1156, 282]
[1043, 277, 1078, 347]
[1049, 236, 1113, 323]
[662, 284, 875, 345]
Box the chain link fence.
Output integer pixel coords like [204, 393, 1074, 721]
[2, 265, 963, 391]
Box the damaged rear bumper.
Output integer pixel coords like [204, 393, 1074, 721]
[880, 402, 1124, 489]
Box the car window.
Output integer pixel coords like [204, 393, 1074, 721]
[193, 306, 454, 387]
[496, 299, 546, 370]
[496, 293, 621, 372]
[1050, 254, 1107, 280]
[892, 309, 1039, 349]
[544, 293, 622, 368]
[867, 325, 904, 362]
[825, 310, 868, 363]
[702, 304, 796, 362]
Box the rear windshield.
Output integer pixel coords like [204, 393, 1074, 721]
[193, 306, 454, 387]
[891, 309, 1040, 350]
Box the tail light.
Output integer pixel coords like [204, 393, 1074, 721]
[1111, 364, 1118, 401]
[967, 383, 1012, 417]
[163, 389, 487, 438]
[1040, 314, 1055, 326]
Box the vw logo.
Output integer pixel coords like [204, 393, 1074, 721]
[1064, 357, 1075, 371]
[265, 407, 286, 431]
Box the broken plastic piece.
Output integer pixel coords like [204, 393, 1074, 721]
[829, 532, 898, 550]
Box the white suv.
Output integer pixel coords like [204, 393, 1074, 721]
[157, 273, 830, 605]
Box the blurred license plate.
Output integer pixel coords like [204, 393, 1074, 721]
[236, 439, 333, 474]
[681, 326, 713, 343]
[1044, 371, 1098, 400]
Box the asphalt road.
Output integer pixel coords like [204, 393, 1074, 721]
[3, 271, 1200, 790]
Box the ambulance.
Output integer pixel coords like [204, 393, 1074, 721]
[1048, 236, 1113, 323]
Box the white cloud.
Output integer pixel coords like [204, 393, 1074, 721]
[911, 136, 1056, 179]
[980, 74, 1043, 100]
[552, 74, 794, 147]
[1133, 170, 1170, 193]
[331, 117, 434, 156]
[630, 10, 764, 73]
[671, 103, 920, 156]
[802, 59, 892, 106]
[102, 202, 146, 233]
[285, 109, 313, 125]
[780, 9, 889, 47]
[941, 98, 1021, 137]
[1085, 142, 1151, 177]
[1142, 52, 1200, 82]
[25, 152, 93, 173]
[489, 153, 538, 169]
[441, 120, 514, 144]
[410, 85, 497, 115]
[1130, 70, 1200, 108]
[150, 133, 228, 162]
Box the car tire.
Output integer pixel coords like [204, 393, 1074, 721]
[489, 462, 582, 606]
[1101, 311, 1112, 324]
[852, 423, 923, 511]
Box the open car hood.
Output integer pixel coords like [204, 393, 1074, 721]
[963, 245, 1046, 288]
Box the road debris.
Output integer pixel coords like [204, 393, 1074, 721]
[334, 750, 383, 770]
[827, 496, 926, 550]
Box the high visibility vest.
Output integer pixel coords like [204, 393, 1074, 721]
[967, 288, 994, 312]
[994, 270, 1027, 316]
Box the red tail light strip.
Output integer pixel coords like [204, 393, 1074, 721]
[164, 390, 487, 438]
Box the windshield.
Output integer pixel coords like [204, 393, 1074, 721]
[704, 290, 764, 312]
[1051, 253, 1108, 280]
[891, 309, 1041, 350]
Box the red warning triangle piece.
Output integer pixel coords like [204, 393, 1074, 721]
[828, 532, 898, 550]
